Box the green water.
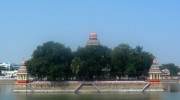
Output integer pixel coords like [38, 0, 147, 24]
[0, 82, 180, 100]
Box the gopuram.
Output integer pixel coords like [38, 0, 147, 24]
[86, 31, 100, 46]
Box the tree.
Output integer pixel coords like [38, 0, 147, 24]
[111, 44, 132, 77]
[132, 46, 154, 77]
[111, 44, 154, 79]
[71, 57, 83, 75]
[73, 45, 111, 80]
[26, 41, 72, 80]
[26, 41, 156, 81]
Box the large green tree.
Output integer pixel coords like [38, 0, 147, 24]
[111, 44, 132, 77]
[132, 46, 154, 77]
[71, 45, 111, 80]
[111, 44, 154, 79]
[26, 41, 72, 80]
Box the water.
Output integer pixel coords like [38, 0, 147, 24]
[0, 82, 180, 100]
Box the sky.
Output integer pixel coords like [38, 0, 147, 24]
[0, 0, 180, 66]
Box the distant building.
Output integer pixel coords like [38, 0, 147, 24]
[0, 62, 13, 70]
[148, 59, 162, 82]
[161, 69, 170, 77]
[178, 72, 180, 76]
[0, 62, 19, 71]
[86, 31, 100, 46]
[1, 70, 18, 78]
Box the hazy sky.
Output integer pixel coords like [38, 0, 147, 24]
[0, 0, 180, 66]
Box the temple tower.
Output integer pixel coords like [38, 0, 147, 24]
[86, 31, 100, 46]
[148, 59, 161, 82]
[17, 60, 29, 83]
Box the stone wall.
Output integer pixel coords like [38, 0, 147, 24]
[145, 83, 164, 92]
[14, 81, 164, 93]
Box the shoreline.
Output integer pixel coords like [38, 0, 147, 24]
[13, 81, 164, 93]
[13, 89, 164, 93]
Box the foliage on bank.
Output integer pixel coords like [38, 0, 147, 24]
[26, 41, 72, 80]
[26, 41, 177, 81]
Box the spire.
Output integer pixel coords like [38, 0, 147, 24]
[92, 29, 95, 33]
[153, 59, 157, 64]
[21, 58, 25, 66]
[86, 30, 100, 46]
[90, 31, 97, 38]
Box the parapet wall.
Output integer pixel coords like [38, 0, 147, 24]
[14, 81, 164, 93]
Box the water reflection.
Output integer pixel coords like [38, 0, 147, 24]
[0, 82, 15, 100]
[14, 93, 163, 100]
[0, 82, 14, 92]
[163, 83, 180, 92]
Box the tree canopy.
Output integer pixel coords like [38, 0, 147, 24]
[71, 45, 111, 80]
[111, 44, 154, 79]
[26, 41, 72, 80]
[26, 41, 179, 81]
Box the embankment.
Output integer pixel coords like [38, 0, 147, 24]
[14, 81, 164, 93]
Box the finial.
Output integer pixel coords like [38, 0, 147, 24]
[92, 29, 95, 33]
[153, 59, 157, 64]
[22, 57, 25, 65]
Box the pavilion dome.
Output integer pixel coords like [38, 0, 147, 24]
[86, 31, 100, 46]
[90, 32, 97, 38]
[17, 61, 28, 74]
[148, 59, 161, 74]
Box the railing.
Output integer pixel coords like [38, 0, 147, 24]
[142, 83, 151, 92]
[74, 83, 82, 93]
[26, 83, 34, 92]
[92, 83, 100, 93]
[74, 82, 101, 93]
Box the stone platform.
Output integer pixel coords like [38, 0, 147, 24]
[14, 81, 164, 93]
